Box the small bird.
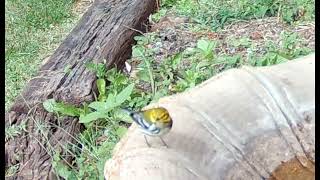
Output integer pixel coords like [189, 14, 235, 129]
[122, 107, 173, 147]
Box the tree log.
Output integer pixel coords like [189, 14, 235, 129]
[104, 54, 315, 180]
[5, 0, 157, 179]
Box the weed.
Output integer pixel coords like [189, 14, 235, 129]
[131, 37, 219, 93]
[43, 72, 134, 124]
[196, 39, 216, 60]
[159, 0, 315, 30]
[250, 31, 313, 66]
[132, 45, 156, 96]
[5, 164, 20, 178]
[5, 120, 27, 142]
[277, 31, 312, 59]
[151, 9, 168, 22]
[43, 64, 134, 179]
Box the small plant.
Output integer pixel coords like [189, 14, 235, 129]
[196, 39, 216, 60]
[5, 120, 27, 142]
[230, 37, 252, 48]
[161, 0, 178, 7]
[79, 83, 134, 124]
[5, 164, 20, 178]
[176, 70, 201, 91]
[277, 31, 312, 59]
[43, 72, 134, 124]
[151, 9, 168, 22]
[169, 0, 314, 30]
[86, 62, 107, 101]
[248, 31, 313, 66]
[105, 68, 130, 94]
[255, 52, 288, 66]
[52, 153, 77, 179]
[132, 42, 156, 96]
[43, 62, 136, 179]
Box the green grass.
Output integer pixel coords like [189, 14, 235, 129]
[6, 0, 314, 179]
[5, 0, 77, 110]
[158, 0, 315, 30]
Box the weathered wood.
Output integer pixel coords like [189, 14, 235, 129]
[5, 0, 157, 179]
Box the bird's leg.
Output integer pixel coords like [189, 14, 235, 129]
[144, 135, 151, 147]
[159, 137, 169, 148]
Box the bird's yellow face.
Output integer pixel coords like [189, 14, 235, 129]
[142, 107, 172, 127]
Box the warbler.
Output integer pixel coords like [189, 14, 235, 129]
[122, 107, 173, 147]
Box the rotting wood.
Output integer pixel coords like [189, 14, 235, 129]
[5, 0, 157, 179]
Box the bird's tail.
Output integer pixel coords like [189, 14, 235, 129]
[121, 108, 144, 126]
[121, 107, 134, 115]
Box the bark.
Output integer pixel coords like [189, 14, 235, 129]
[5, 0, 157, 179]
[104, 54, 315, 180]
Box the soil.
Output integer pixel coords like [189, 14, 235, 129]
[125, 15, 314, 94]
[146, 16, 314, 63]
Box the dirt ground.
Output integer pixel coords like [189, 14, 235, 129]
[146, 15, 314, 63]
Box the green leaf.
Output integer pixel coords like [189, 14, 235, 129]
[137, 69, 150, 82]
[89, 96, 118, 112]
[113, 109, 133, 123]
[79, 111, 108, 123]
[89, 94, 121, 112]
[85, 62, 106, 79]
[97, 79, 106, 102]
[151, 8, 167, 22]
[85, 62, 96, 70]
[152, 89, 168, 102]
[63, 65, 72, 74]
[115, 84, 134, 105]
[56, 104, 82, 117]
[43, 99, 56, 113]
[238, 37, 251, 47]
[171, 52, 183, 69]
[196, 39, 216, 59]
[260, 58, 269, 66]
[81, 102, 90, 116]
[133, 36, 148, 44]
[43, 99, 81, 117]
[132, 46, 144, 58]
[197, 39, 210, 51]
[227, 55, 240, 66]
[88, 101, 106, 112]
[255, 6, 268, 18]
[52, 153, 77, 180]
[196, 61, 211, 69]
[116, 127, 127, 138]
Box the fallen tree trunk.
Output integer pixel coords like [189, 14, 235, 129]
[5, 0, 157, 179]
[104, 54, 315, 180]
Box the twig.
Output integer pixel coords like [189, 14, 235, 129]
[277, 4, 282, 23]
[121, 25, 145, 36]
